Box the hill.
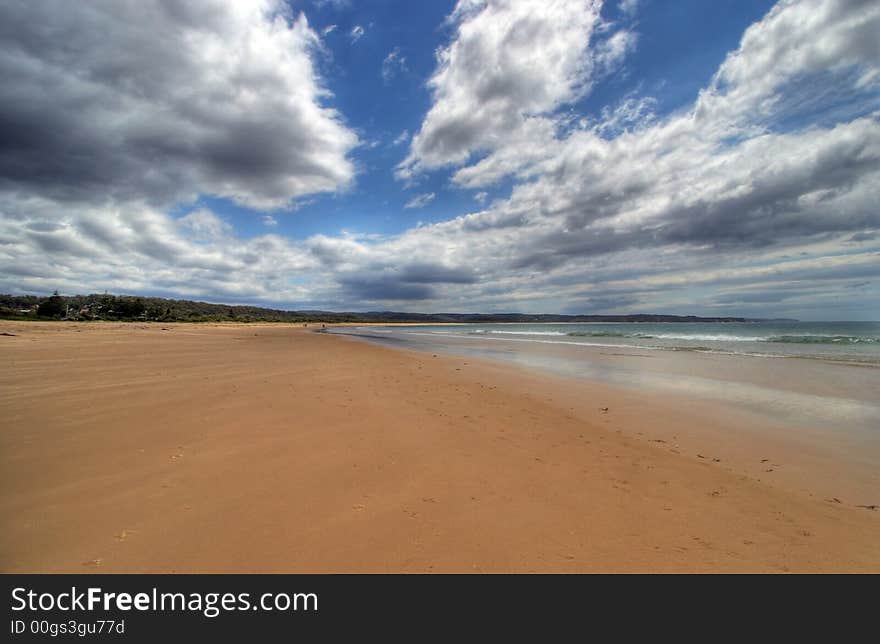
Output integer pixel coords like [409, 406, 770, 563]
[0, 293, 773, 323]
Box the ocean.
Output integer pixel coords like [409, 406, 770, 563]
[338, 320, 880, 364]
[327, 320, 880, 433]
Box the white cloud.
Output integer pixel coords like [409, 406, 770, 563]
[397, 0, 634, 182]
[404, 193, 436, 209]
[619, 0, 639, 17]
[0, 0, 359, 210]
[694, 0, 880, 136]
[590, 93, 657, 138]
[382, 47, 408, 83]
[0, 197, 323, 303]
[346, 0, 880, 310]
[593, 28, 637, 75]
[262, 215, 278, 227]
[322, 24, 338, 35]
[2, 0, 879, 317]
[392, 130, 411, 147]
[314, 0, 350, 9]
[350, 24, 365, 42]
[179, 209, 234, 242]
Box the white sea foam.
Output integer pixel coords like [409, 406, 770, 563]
[481, 330, 568, 336]
[648, 333, 768, 342]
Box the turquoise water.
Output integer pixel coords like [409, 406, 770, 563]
[359, 321, 880, 364]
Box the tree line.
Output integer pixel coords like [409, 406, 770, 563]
[0, 292, 761, 324]
[0, 292, 363, 322]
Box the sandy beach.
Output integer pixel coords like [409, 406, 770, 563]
[1, 321, 878, 573]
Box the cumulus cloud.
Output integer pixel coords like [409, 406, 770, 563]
[0, 195, 324, 303]
[0, 0, 358, 210]
[404, 193, 436, 209]
[693, 0, 880, 135]
[345, 0, 880, 310]
[2, 0, 879, 317]
[396, 0, 634, 182]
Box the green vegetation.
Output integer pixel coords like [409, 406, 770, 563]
[0, 292, 758, 324]
[1, 293, 355, 323]
[36, 290, 66, 318]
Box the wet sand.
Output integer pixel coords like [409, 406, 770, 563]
[1, 321, 878, 572]
[335, 325, 880, 506]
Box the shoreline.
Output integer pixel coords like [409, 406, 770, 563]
[1, 321, 878, 572]
[332, 327, 880, 507]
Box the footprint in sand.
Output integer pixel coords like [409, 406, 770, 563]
[82, 559, 102, 568]
[114, 529, 135, 542]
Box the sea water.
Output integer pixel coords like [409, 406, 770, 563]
[327, 321, 880, 433]
[346, 320, 880, 364]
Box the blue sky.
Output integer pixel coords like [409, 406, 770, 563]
[0, 0, 878, 319]
[208, 0, 779, 241]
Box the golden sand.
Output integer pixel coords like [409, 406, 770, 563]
[1, 322, 877, 572]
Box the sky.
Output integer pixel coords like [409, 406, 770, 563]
[0, 0, 878, 319]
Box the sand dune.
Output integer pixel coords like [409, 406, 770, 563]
[1, 322, 877, 572]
